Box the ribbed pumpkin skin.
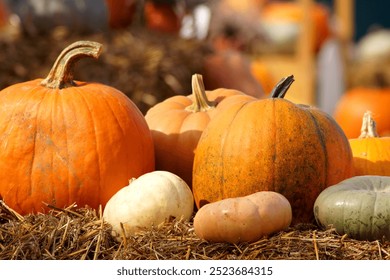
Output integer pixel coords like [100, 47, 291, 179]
[192, 97, 354, 223]
[145, 85, 255, 187]
[314, 176, 390, 241]
[350, 138, 390, 176]
[0, 71, 154, 214]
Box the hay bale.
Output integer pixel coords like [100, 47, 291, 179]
[1, 200, 390, 260]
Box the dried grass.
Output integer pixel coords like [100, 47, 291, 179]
[1, 200, 389, 260]
[0, 26, 210, 114]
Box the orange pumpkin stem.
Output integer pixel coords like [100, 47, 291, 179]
[359, 111, 379, 138]
[270, 75, 295, 98]
[40, 41, 103, 89]
[185, 74, 216, 112]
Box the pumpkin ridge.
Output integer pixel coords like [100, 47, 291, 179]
[76, 86, 102, 204]
[99, 86, 127, 139]
[219, 100, 256, 200]
[306, 109, 329, 188]
[272, 98, 277, 193]
[29, 86, 49, 200]
[371, 191, 379, 238]
[58, 92, 72, 204]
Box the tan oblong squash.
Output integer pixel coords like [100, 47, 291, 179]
[349, 111, 390, 175]
[194, 191, 292, 243]
[193, 76, 354, 224]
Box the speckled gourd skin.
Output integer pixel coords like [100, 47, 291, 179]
[314, 175, 390, 241]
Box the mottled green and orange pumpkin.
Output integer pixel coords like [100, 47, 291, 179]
[0, 41, 155, 215]
[192, 76, 354, 223]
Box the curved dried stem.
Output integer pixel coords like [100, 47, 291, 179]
[41, 41, 102, 89]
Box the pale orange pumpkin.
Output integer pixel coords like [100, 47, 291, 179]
[192, 76, 354, 223]
[333, 87, 390, 138]
[145, 74, 255, 187]
[0, 41, 155, 215]
[349, 111, 390, 176]
[194, 191, 291, 243]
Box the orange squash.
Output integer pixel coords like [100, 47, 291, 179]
[192, 76, 354, 223]
[349, 111, 390, 176]
[0, 41, 155, 215]
[333, 87, 390, 138]
[144, 1, 181, 34]
[0, 0, 9, 28]
[105, 0, 136, 29]
[145, 74, 255, 187]
[194, 191, 291, 243]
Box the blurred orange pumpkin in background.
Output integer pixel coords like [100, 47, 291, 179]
[260, 1, 330, 52]
[0, 0, 8, 28]
[333, 87, 390, 138]
[144, 1, 181, 34]
[105, 0, 136, 29]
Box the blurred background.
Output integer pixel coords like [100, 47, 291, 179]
[0, 0, 389, 138]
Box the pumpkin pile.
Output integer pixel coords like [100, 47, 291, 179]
[1, 34, 390, 260]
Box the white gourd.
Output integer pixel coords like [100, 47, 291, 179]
[103, 171, 194, 239]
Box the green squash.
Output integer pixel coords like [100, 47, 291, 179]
[314, 175, 390, 241]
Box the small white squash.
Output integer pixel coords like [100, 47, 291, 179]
[103, 171, 194, 238]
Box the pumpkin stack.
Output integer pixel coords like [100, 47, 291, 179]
[0, 41, 155, 215]
[192, 75, 354, 224]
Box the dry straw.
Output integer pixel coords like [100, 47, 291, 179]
[1, 200, 389, 260]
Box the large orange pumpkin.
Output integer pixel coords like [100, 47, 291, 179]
[0, 41, 155, 215]
[333, 87, 390, 138]
[349, 111, 390, 176]
[145, 74, 255, 187]
[192, 76, 354, 223]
